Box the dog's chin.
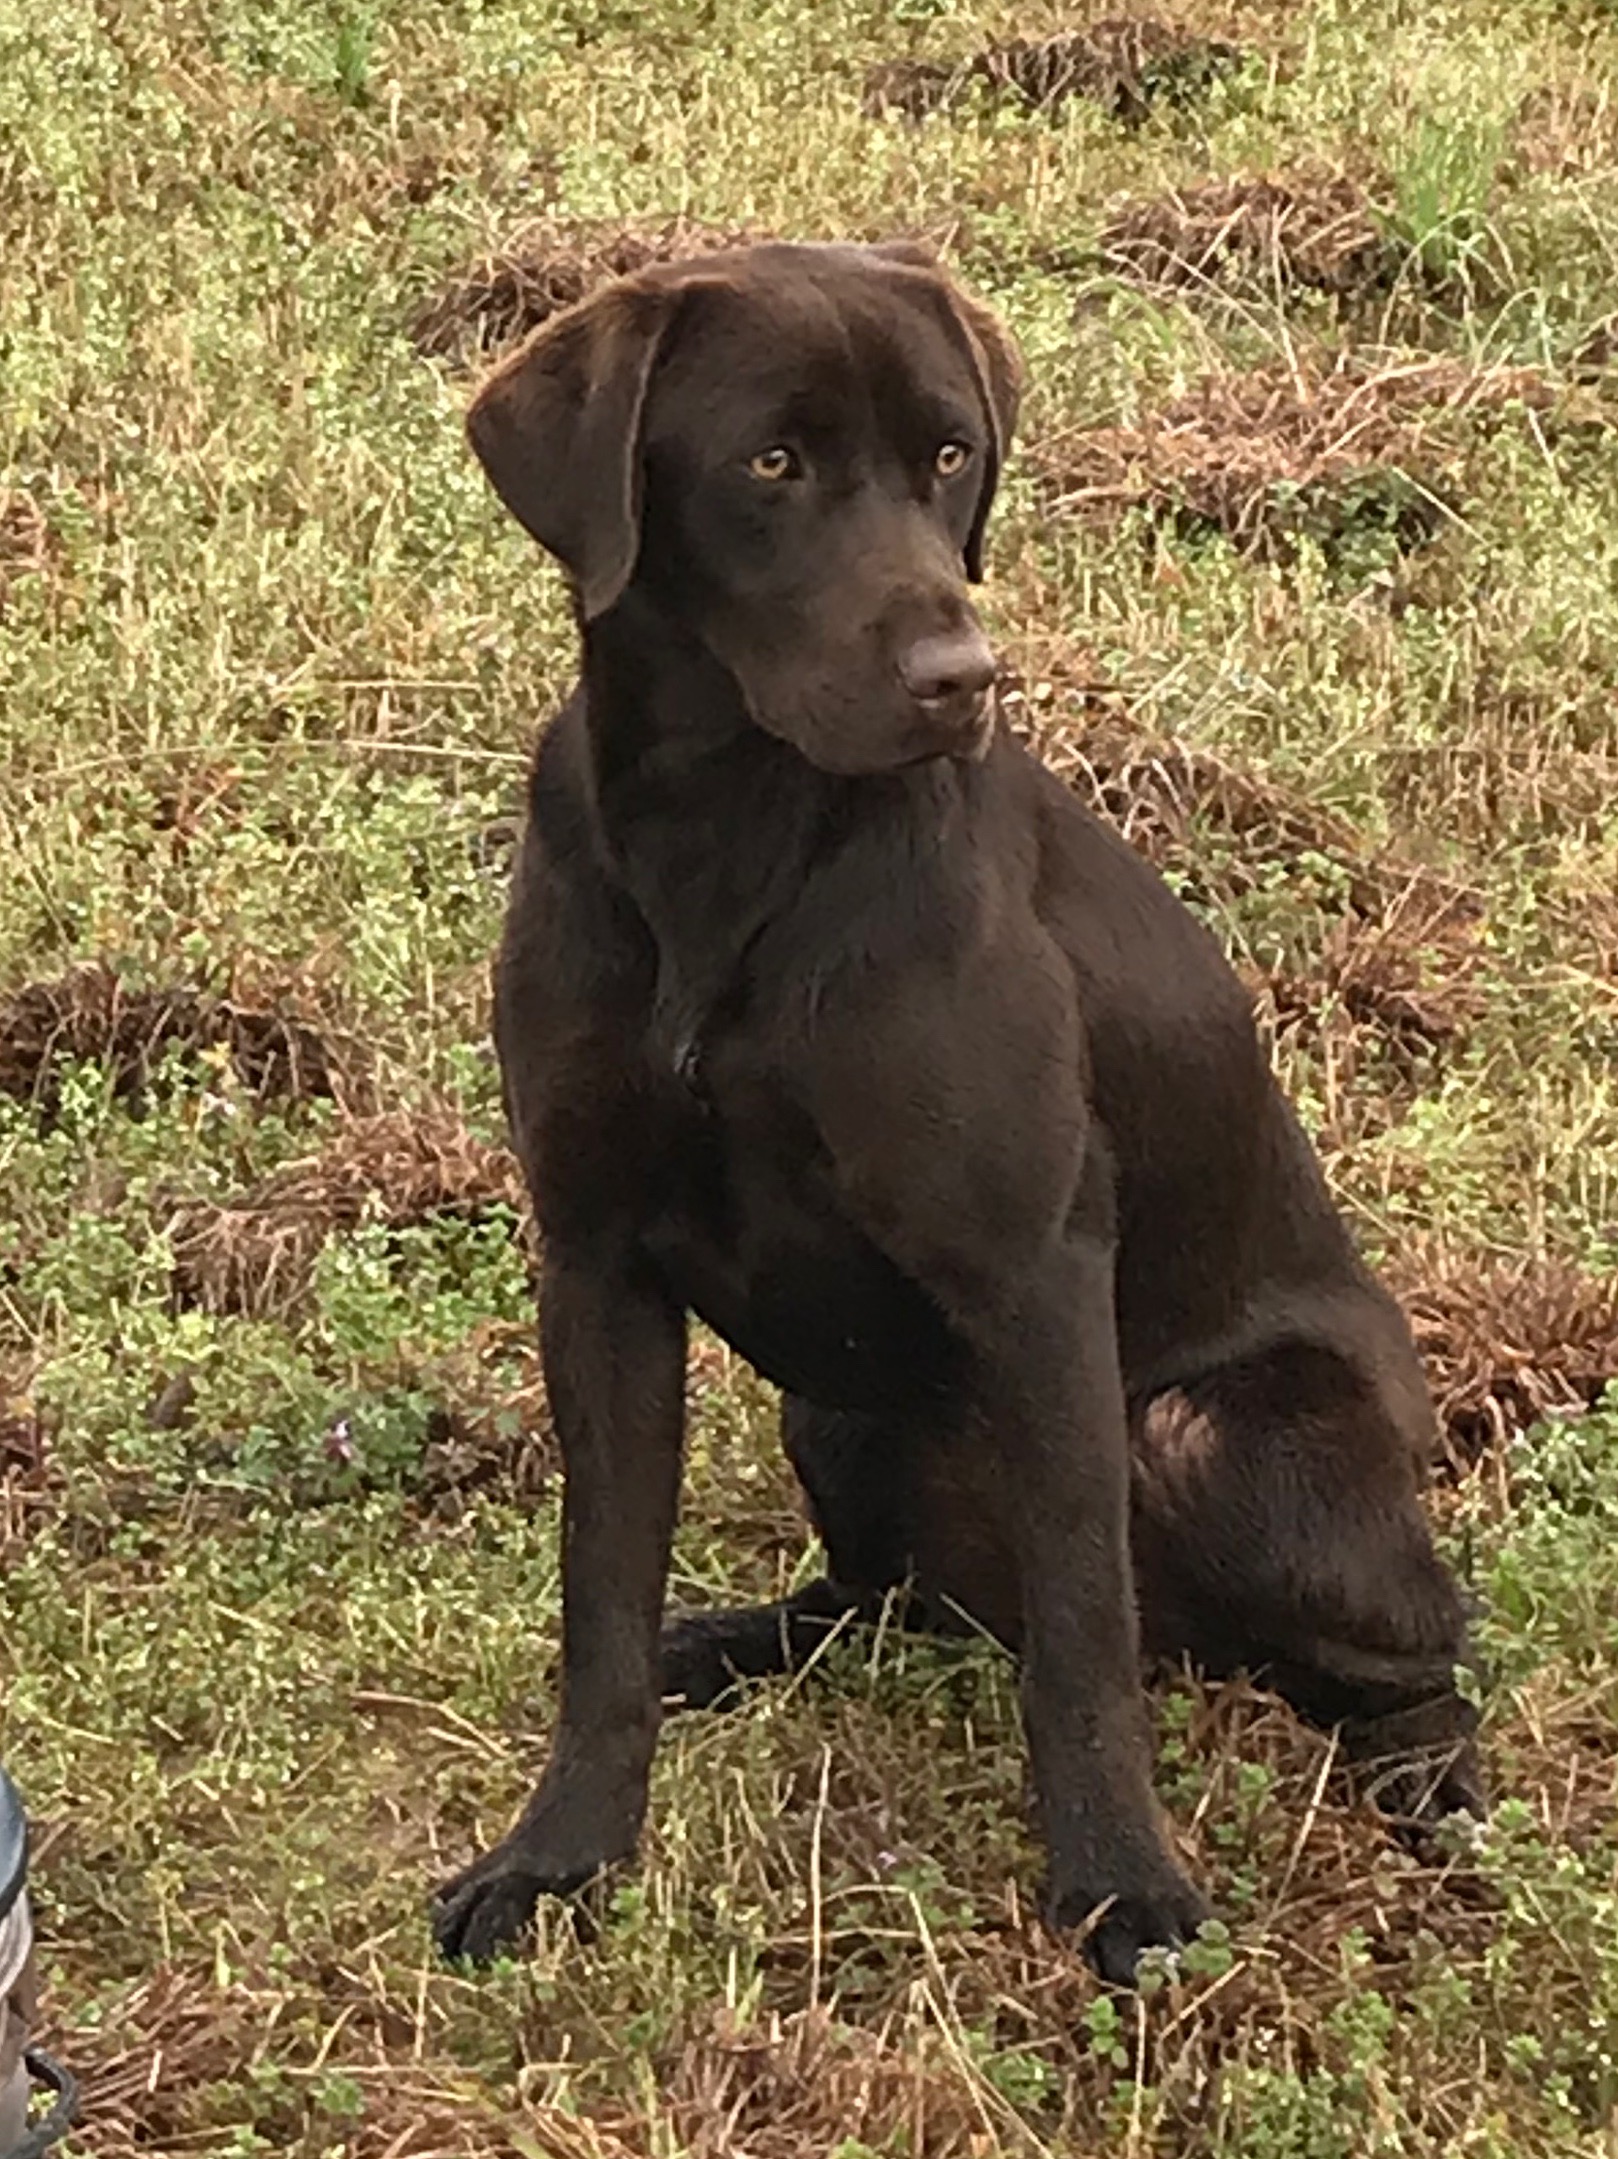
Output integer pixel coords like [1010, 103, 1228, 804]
[747, 686, 995, 777]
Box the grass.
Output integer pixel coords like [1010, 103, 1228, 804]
[3, 0, 1618, 2150]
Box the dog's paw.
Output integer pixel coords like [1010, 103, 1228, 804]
[659, 1616, 749, 1711]
[1346, 1704, 1488, 1833]
[432, 1840, 605, 1965]
[1051, 1863, 1209, 1988]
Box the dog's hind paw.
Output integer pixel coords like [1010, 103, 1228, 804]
[659, 1614, 753, 1710]
[432, 1840, 608, 1965]
[1051, 1865, 1209, 1988]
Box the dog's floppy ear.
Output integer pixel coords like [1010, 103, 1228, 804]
[944, 285, 1023, 582]
[465, 277, 685, 620]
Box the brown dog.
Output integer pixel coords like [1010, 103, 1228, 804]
[432, 241, 1482, 1984]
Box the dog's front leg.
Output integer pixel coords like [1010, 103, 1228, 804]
[433, 1247, 686, 1963]
[978, 1240, 1207, 1984]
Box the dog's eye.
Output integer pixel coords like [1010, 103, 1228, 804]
[748, 446, 800, 482]
[935, 441, 973, 478]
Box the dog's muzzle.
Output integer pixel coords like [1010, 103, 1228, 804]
[897, 624, 998, 762]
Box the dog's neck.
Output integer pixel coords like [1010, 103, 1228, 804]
[577, 591, 854, 1069]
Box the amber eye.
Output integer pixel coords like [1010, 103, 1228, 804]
[748, 446, 799, 481]
[935, 441, 972, 478]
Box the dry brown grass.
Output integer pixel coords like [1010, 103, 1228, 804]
[640, 2007, 996, 2159]
[1260, 889, 1483, 1061]
[50, 1966, 246, 2157]
[1245, 887, 1486, 1159]
[37, 1962, 631, 2158]
[1030, 354, 1562, 557]
[416, 1324, 556, 1514]
[1386, 1246, 1618, 1474]
[0, 493, 53, 611]
[1003, 695, 1370, 898]
[410, 217, 765, 366]
[38, 1680, 1514, 2159]
[0, 1360, 56, 1568]
[1095, 170, 1394, 298]
[0, 963, 365, 1118]
[1510, 77, 1618, 181]
[1004, 682, 1492, 926]
[594, 1682, 1501, 2157]
[863, 18, 1243, 127]
[166, 1107, 525, 1316]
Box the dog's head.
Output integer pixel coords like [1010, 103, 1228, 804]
[465, 240, 1022, 775]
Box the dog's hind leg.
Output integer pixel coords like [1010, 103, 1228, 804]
[1130, 1335, 1484, 1825]
[659, 1576, 879, 1708]
[659, 1399, 914, 1710]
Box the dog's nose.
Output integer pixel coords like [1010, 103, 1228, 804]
[898, 626, 998, 708]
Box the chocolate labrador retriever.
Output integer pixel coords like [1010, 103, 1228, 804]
[432, 241, 1482, 1983]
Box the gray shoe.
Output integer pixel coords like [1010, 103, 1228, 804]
[0, 1767, 75, 2158]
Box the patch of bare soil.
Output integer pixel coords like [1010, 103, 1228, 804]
[1031, 353, 1557, 559]
[166, 1108, 525, 1317]
[865, 19, 1242, 126]
[0, 964, 365, 1119]
[0, 1365, 57, 1565]
[1095, 170, 1394, 298]
[0, 493, 53, 610]
[1386, 1245, 1618, 1473]
[410, 216, 764, 365]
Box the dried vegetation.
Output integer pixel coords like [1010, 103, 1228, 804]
[1031, 353, 1572, 558]
[0, 963, 365, 1118]
[411, 217, 764, 366]
[1387, 1247, 1618, 1473]
[0, 1362, 56, 1568]
[863, 18, 1244, 127]
[0, 493, 53, 610]
[1094, 170, 1396, 297]
[166, 1107, 524, 1316]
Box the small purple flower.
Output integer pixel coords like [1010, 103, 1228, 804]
[323, 1416, 358, 1466]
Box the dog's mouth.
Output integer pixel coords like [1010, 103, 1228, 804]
[901, 684, 996, 765]
[876, 714, 992, 773]
[948, 692, 996, 763]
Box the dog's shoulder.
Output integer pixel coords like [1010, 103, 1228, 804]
[522, 686, 591, 838]
[501, 687, 655, 1010]
[979, 744, 1267, 1113]
[1002, 746, 1244, 979]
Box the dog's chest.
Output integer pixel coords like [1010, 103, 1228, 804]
[639, 1060, 960, 1415]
